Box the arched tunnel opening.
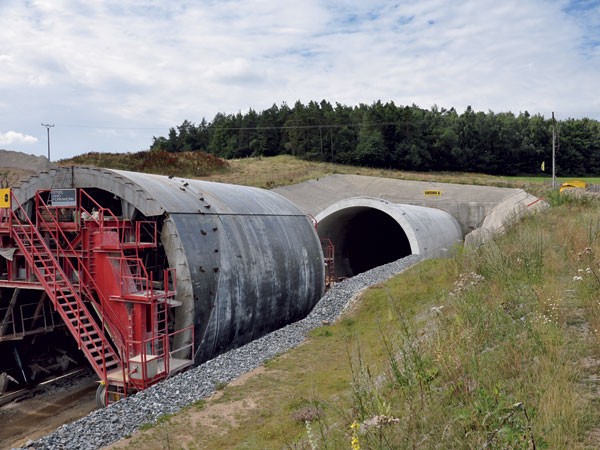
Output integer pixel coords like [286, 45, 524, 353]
[317, 206, 412, 278]
[1, 168, 325, 401]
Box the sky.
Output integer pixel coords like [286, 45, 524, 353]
[0, 0, 599, 161]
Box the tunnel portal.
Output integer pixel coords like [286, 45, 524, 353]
[319, 207, 411, 278]
[316, 197, 463, 279]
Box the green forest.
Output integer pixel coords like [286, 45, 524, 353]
[150, 101, 600, 176]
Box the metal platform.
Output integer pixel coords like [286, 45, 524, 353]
[106, 357, 192, 385]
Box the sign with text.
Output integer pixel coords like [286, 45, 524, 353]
[424, 190, 442, 196]
[0, 189, 10, 208]
[51, 189, 77, 207]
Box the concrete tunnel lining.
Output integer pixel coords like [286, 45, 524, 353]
[315, 197, 463, 278]
[10, 166, 325, 366]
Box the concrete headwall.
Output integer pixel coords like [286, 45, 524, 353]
[463, 190, 548, 247]
[274, 174, 543, 237]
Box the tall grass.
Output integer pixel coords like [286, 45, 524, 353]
[305, 196, 600, 449]
[112, 191, 600, 450]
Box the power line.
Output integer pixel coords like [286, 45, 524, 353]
[55, 122, 381, 131]
[51, 111, 600, 133]
[199, 122, 398, 131]
[57, 124, 167, 130]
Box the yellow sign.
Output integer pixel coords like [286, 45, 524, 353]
[560, 179, 586, 193]
[424, 190, 442, 196]
[0, 189, 10, 208]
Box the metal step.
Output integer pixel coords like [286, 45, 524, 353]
[9, 204, 123, 383]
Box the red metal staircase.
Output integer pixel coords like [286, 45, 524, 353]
[0, 188, 194, 405]
[8, 193, 121, 379]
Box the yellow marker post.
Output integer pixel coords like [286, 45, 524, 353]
[424, 190, 442, 196]
[0, 189, 10, 208]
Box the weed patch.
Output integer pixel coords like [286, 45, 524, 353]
[60, 149, 229, 178]
[111, 199, 600, 449]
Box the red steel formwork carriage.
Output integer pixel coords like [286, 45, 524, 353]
[308, 214, 337, 290]
[0, 187, 193, 405]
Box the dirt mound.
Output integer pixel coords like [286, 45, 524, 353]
[0, 149, 55, 187]
[0, 149, 54, 172]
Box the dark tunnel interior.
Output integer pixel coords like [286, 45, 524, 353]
[318, 207, 412, 278]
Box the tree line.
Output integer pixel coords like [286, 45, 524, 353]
[150, 101, 600, 176]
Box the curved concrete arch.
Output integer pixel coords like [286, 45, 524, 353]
[315, 197, 462, 278]
[11, 166, 324, 365]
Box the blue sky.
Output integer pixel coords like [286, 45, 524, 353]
[0, 0, 599, 160]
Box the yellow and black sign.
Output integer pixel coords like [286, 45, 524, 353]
[0, 189, 10, 208]
[424, 190, 442, 196]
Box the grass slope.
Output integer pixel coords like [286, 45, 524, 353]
[60, 151, 542, 192]
[112, 192, 600, 449]
[506, 175, 600, 184]
[201, 155, 520, 188]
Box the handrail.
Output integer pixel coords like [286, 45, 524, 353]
[135, 221, 157, 246]
[320, 238, 336, 288]
[165, 268, 176, 295]
[9, 192, 117, 380]
[320, 238, 334, 258]
[78, 189, 123, 244]
[168, 325, 195, 361]
[124, 325, 194, 389]
[0, 207, 11, 226]
[108, 256, 153, 300]
[125, 334, 167, 389]
[110, 260, 176, 303]
[35, 193, 129, 352]
[20, 188, 186, 395]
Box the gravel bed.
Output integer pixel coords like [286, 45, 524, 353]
[20, 254, 422, 450]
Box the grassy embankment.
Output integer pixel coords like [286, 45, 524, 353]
[61, 150, 600, 191]
[61, 151, 541, 192]
[63, 151, 599, 447]
[109, 190, 600, 449]
[505, 176, 600, 184]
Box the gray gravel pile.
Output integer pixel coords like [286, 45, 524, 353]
[21, 254, 422, 450]
[0, 149, 55, 171]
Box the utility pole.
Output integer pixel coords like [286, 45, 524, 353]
[319, 126, 323, 159]
[41, 123, 54, 161]
[552, 112, 556, 190]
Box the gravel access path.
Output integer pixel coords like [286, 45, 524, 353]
[20, 254, 422, 450]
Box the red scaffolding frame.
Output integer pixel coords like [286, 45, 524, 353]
[0, 188, 193, 404]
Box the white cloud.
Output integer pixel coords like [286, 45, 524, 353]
[0, 131, 38, 146]
[0, 0, 598, 158]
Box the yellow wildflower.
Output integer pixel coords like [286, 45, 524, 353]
[350, 422, 360, 450]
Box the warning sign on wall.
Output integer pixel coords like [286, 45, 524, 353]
[51, 189, 77, 207]
[0, 189, 10, 208]
[424, 190, 442, 196]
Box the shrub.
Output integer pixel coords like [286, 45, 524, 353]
[61, 149, 229, 178]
